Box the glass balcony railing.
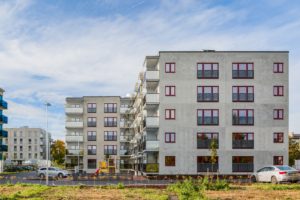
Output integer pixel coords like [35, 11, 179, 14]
[0, 144, 8, 152]
[0, 130, 8, 138]
[197, 163, 218, 172]
[232, 163, 254, 172]
[142, 163, 159, 173]
[0, 100, 7, 109]
[0, 115, 8, 124]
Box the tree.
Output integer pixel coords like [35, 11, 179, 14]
[50, 140, 66, 165]
[289, 137, 300, 166]
[210, 139, 218, 172]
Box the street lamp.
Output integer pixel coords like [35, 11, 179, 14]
[45, 102, 51, 185]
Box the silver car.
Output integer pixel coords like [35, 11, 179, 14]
[37, 167, 70, 179]
[251, 165, 300, 183]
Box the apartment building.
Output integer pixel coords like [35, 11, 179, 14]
[65, 96, 121, 173]
[0, 88, 8, 173]
[66, 51, 289, 175]
[6, 127, 48, 164]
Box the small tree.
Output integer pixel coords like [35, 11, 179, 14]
[289, 137, 300, 166]
[210, 139, 218, 172]
[50, 140, 66, 165]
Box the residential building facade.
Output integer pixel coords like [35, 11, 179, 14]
[6, 127, 48, 164]
[0, 88, 8, 173]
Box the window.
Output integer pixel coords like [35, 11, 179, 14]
[232, 86, 254, 102]
[232, 133, 254, 149]
[274, 63, 283, 73]
[165, 86, 176, 96]
[14, 146, 17, 151]
[20, 138, 23, 144]
[88, 159, 97, 169]
[165, 109, 176, 120]
[13, 153, 17, 159]
[13, 131, 17, 137]
[197, 133, 218, 149]
[87, 117, 97, 127]
[197, 86, 219, 102]
[232, 63, 254, 78]
[87, 145, 96, 155]
[197, 156, 219, 172]
[104, 117, 117, 127]
[104, 103, 117, 113]
[273, 109, 284, 120]
[87, 103, 96, 113]
[104, 145, 117, 155]
[165, 132, 176, 143]
[232, 156, 254, 172]
[20, 146, 23, 151]
[28, 153, 32, 159]
[165, 156, 176, 166]
[28, 146, 32, 151]
[197, 109, 219, 125]
[28, 139, 32, 144]
[274, 132, 284, 143]
[20, 153, 23, 159]
[165, 63, 175, 73]
[232, 109, 254, 125]
[274, 156, 283, 165]
[14, 138, 17, 144]
[197, 63, 219, 79]
[104, 131, 117, 141]
[87, 131, 96, 141]
[274, 86, 284, 96]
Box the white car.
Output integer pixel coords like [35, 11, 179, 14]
[37, 167, 70, 179]
[251, 165, 300, 183]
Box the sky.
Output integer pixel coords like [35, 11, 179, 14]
[0, 0, 300, 140]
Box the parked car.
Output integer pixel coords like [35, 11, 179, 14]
[37, 167, 70, 179]
[251, 165, 300, 183]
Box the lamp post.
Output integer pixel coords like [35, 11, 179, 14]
[45, 102, 51, 185]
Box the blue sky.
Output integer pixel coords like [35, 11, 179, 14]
[0, 0, 300, 140]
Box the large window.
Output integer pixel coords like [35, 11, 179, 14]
[197, 63, 219, 79]
[232, 63, 254, 78]
[273, 109, 284, 120]
[165, 109, 176, 120]
[165, 63, 175, 73]
[88, 159, 97, 169]
[274, 86, 284, 96]
[104, 103, 117, 113]
[232, 86, 254, 102]
[273, 132, 284, 143]
[273, 63, 283, 73]
[197, 109, 219, 125]
[197, 133, 218, 149]
[104, 131, 117, 141]
[104, 117, 117, 127]
[104, 145, 117, 155]
[87, 103, 96, 113]
[232, 133, 254, 149]
[274, 156, 283, 165]
[165, 132, 176, 143]
[232, 156, 254, 172]
[232, 109, 254, 125]
[197, 156, 218, 172]
[87, 131, 96, 141]
[197, 86, 219, 102]
[87, 117, 97, 127]
[165, 86, 176, 96]
[165, 156, 176, 167]
[87, 145, 96, 155]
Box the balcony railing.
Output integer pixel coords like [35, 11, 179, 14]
[87, 108, 97, 113]
[66, 135, 84, 142]
[197, 70, 219, 79]
[120, 107, 130, 114]
[197, 117, 218, 125]
[146, 71, 159, 81]
[65, 107, 83, 114]
[197, 94, 219, 102]
[232, 93, 254, 102]
[144, 140, 159, 151]
[0, 115, 8, 124]
[0, 99, 7, 109]
[146, 117, 159, 127]
[232, 140, 254, 149]
[65, 121, 84, 128]
[104, 122, 117, 127]
[66, 149, 84, 156]
[0, 130, 8, 138]
[87, 122, 97, 127]
[142, 163, 159, 173]
[87, 150, 97, 155]
[146, 93, 159, 104]
[232, 163, 254, 172]
[120, 150, 130, 155]
[104, 149, 117, 155]
[120, 136, 133, 142]
[197, 139, 219, 149]
[104, 135, 117, 141]
[0, 144, 8, 152]
[232, 117, 254, 125]
[232, 70, 254, 79]
[197, 163, 218, 172]
[87, 136, 97, 141]
[104, 108, 117, 113]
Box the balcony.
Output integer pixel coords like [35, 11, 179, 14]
[104, 149, 117, 155]
[0, 114, 8, 124]
[66, 149, 84, 156]
[120, 164, 133, 170]
[120, 136, 133, 142]
[0, 144, 8, 152]
[197, 163, 218, 172]
[146, 117, 159, 128]
[142, 163, 159, 173]
[120, 150, 130, 155]
[120, 107, 130, 114]
[0, 130, 8, 138]
[0, 99, 7, 109]
[232, 140, 254, 149]
[65, 107, 83, 114]
[197, 139, 219, 149]
[232, 163, 254, 172]
[65, 121, 84, 128]
[66, 135, 84, 142]
[144, 140, 159, 151]
[120, 121, 132, 128]
[146, 93, 159, 104]
[146, 71, 159, 81]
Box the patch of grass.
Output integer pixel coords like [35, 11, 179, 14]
[253, 183, 300, 190]
[0, 183, 49, 199]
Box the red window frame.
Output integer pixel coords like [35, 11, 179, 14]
[232, 132, 254, 141]
[232, 86, 254, 102]
[232, 63, 254, 79]
[165, 109, 176, 120]
[197, 86, 219, 102]
[165, 132, 176, 143]
[197, 132, 219, 149]
[273, 156, 283, 165]
[273, 132, 284, 143]
[273, 86, 284, 96]
[165, 63, 176, 73]
[197, 63, 219, 79]
[232, 109, 254, 125]
[273, 63, 284, 73]
[273, 109, 284, 120]
[165, 86, 176, 96]
[197, 109, 219, 125]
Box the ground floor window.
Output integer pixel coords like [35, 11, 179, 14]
[87, 159, 97, 169]
[197, 156, 218, 172]
[274, 156, 283, 165]
[232, 156, 254, 172]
